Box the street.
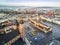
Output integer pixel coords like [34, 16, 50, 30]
[0, 14, 60, 45]
[23, 21, 60, 45]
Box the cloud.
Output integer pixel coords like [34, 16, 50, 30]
[2, 1, 60, 7]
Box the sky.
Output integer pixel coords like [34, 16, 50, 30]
[0, 0, 60, 7]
